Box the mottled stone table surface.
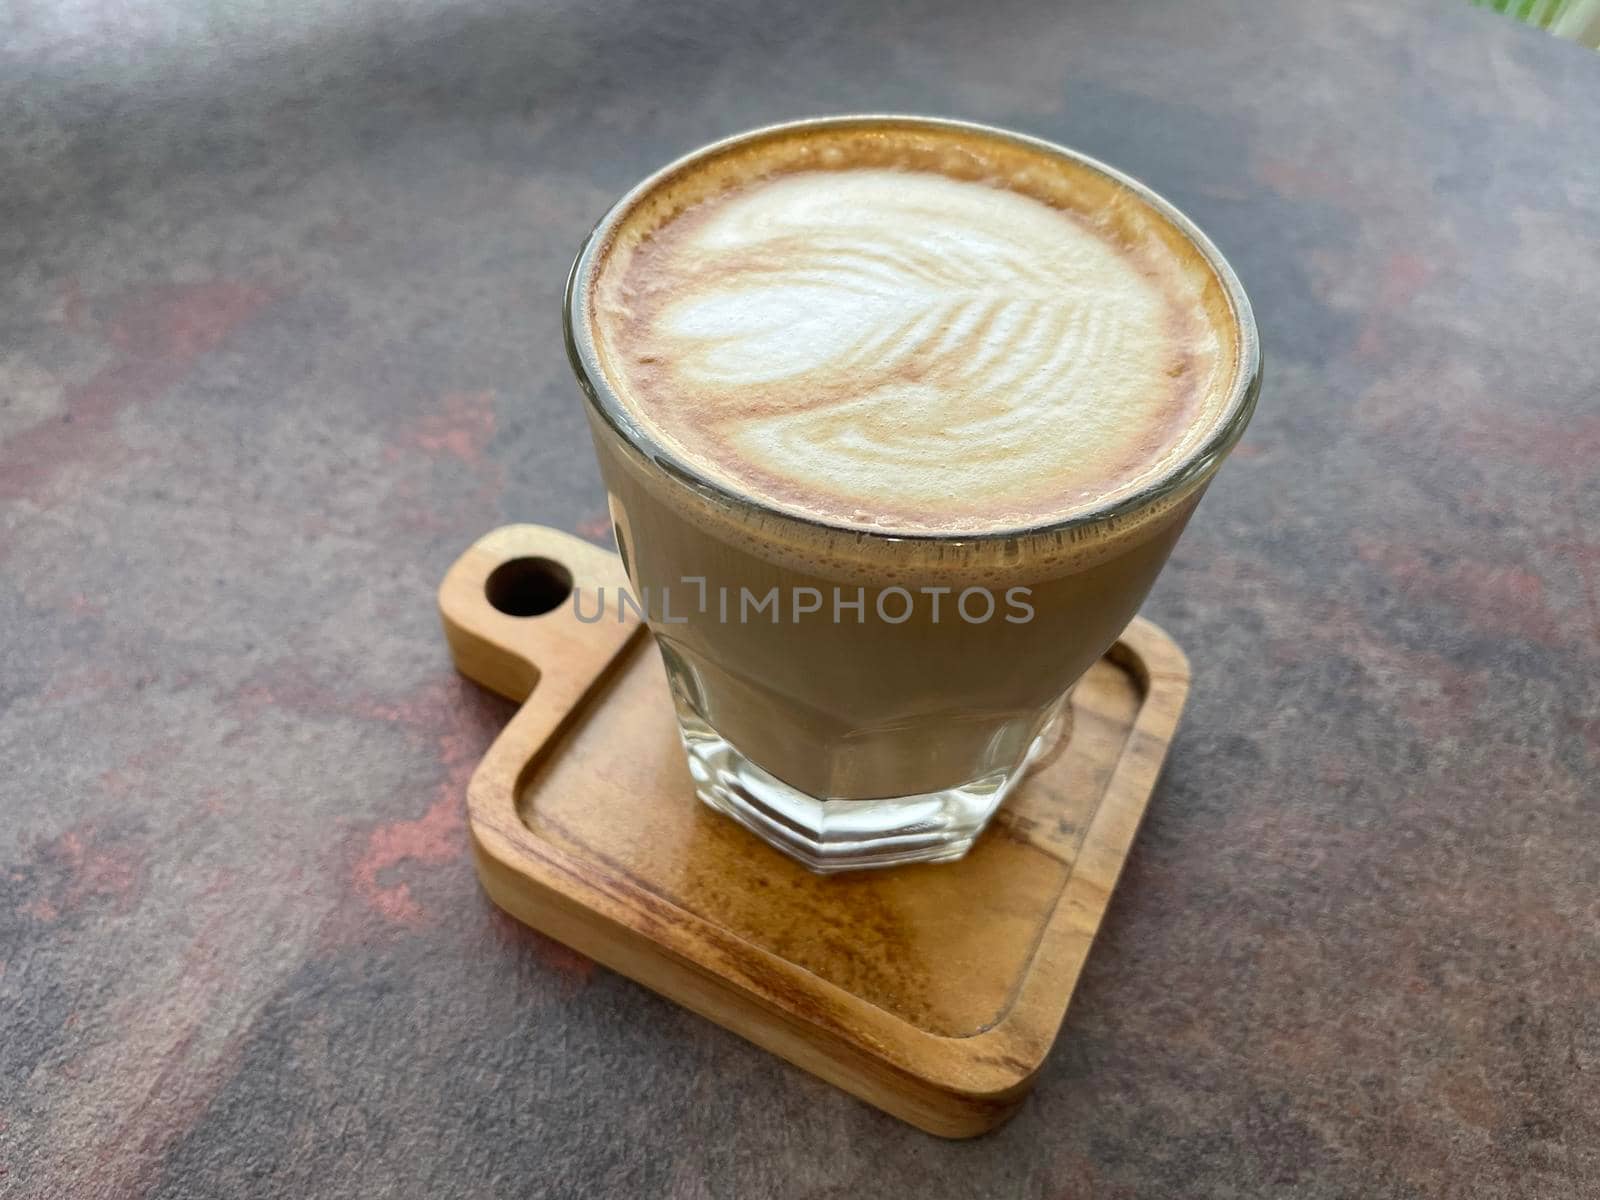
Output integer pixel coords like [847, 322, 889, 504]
[3, 0, 1598, 1195]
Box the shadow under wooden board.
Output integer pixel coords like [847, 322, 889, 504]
[440, 524, 1191, 1137]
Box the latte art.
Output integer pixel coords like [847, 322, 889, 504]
[589, 139, 1233, 534]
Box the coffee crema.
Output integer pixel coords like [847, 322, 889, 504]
[585, 123, 1243, 536]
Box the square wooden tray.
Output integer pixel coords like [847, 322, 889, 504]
[440, 524, 1190, 1137]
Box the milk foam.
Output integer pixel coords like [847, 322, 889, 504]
[588, 135, 1235, 535]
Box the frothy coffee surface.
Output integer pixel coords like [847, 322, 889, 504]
[587, 126, 1239, 534]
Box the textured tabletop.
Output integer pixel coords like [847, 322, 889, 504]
[3, 0, 1598, 1196]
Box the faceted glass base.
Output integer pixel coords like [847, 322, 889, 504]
[673, 701, 1071, 874]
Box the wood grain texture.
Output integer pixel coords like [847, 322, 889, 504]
[440, 524, 1191, 1136]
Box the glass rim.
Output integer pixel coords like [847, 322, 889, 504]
[563, 113, 1262, 545]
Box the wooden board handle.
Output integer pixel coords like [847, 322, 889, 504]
[437, 524, 642, 706]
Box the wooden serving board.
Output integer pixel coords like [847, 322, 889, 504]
[440, 524, 1190, 1137]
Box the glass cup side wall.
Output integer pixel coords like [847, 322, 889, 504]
[584, 417, 1210, 872]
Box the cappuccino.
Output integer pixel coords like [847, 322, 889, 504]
[567, 117, 1258, 871]
[587, 126, 1235, 535]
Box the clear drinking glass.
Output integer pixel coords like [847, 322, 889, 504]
[564, 116, 1260, 872]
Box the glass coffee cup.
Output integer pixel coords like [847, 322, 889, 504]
[565, 116, 1260, 872]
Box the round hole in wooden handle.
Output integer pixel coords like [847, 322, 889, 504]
[484, 556, 574, 617]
